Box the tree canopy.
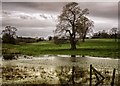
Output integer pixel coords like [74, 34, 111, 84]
[110, 27, 118, 42]
[2, 26, 17, 44]
[55, 2, 94, 49]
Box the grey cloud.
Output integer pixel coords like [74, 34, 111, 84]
[3, 11, 12, 15]
[2, 2, 67, 14]
[2, 17, 56, 28]
[2, 10, 36, 20]
[19, 15, 34, 20]
[40, 14, 47, 19]
[17, 27, 55, 37]
[78, 2, 118, 20]
[2, 2, 118, 20]
[2, 2, 118, 37]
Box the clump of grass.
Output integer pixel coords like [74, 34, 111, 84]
[2, 45, 20, 60]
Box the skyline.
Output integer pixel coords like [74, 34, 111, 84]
[1, 2, 118, 38]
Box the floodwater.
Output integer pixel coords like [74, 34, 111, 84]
[1, 55, 119, 85]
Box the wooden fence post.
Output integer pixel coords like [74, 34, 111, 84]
[90, 64, 92, 86]
[90, 65, 116, 86]
[111, 68, 116, 86]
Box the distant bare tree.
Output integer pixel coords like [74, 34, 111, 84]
[2, 26, 17, 44]
[55, 2, 93, 49]
[111, 27, 117, 42]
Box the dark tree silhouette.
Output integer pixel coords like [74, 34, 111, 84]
[48, 36, 52, 41]
[76, 16, 94, 42]
[111, 27, 117, 42]
[2, 26, 17, 44]
[55, 2, 93, 50]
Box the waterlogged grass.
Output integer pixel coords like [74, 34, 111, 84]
[2, 39, 119, 58]
[2, 55, 119, 85]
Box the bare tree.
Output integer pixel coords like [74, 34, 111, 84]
[76, 16, 94, 42]
[55, 2, 93, 49]
[2, 26, 17, 44]
[111, 27, 117, 42]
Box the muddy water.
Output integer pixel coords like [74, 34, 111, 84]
[1, 55, 119, 85]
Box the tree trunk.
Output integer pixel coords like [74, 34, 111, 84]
[115, 33, 117, 42]
[82, 37, 85, 42]
[70, 37, 76, 50]
[82, 34, 86, 42]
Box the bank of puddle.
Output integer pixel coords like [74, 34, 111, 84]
[1, 55, 119, 85]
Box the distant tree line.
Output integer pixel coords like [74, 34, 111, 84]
[17, 37, 37, 43]
[1, 25, 46, 44]
[92, 28, 119, 41]
[1, 25, 119, 45]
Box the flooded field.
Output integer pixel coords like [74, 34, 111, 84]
[1, 55, 119, 85]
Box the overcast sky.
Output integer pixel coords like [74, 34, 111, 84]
[1, 2, 118, 38]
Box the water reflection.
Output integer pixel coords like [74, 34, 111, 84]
[55, 66, 87, 85]
[70, 55, 76, 62]
[2, 65, 119, 85]
[2, 65, 89, 85]
[70, 55, 85, 62]
[1, 55, 119, 85]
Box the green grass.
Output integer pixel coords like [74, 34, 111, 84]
[2, 39, 119, 58]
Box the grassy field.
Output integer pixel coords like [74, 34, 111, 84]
[2, 39, 119, 58]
